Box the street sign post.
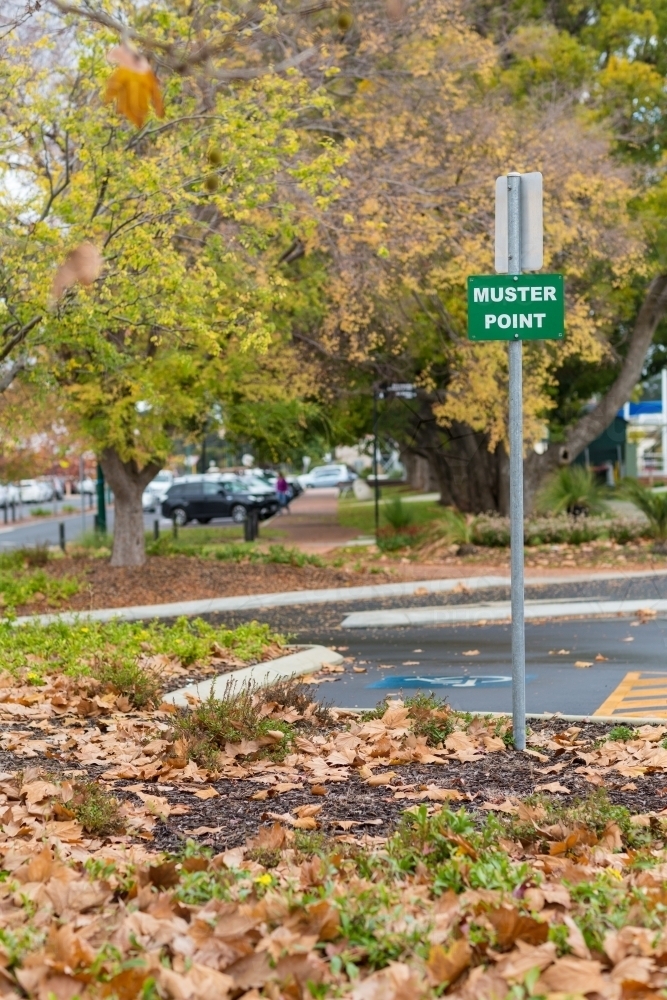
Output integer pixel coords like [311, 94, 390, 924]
[467, 171, 562, 752]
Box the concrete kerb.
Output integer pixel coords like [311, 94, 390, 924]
[11, 567, 667, 627]
[341, 597, 667, 628]
[329, 708, 667, 725]
[162, 644, 344, 709]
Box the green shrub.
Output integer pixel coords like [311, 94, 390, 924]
[436, 508, 475, 546]
[607, 725, 636, 742]
[174, 686, 295, 769]
[471, 516, 510, 547]
[96, 657, 163, 709]
[377, 528, 420, 551]
[383, 496, 413, 531]
[70, 781, 124, 836]
[621, 480, 667, 543]
[470, 513, 644, 548]
[536, 465, 609, 516]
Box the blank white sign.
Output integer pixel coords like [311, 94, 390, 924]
[495, 172, 543, 273]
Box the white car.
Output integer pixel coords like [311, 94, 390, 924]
[298, 464, 357, 489]
[19, 479, 52, 503]
[74, 477, 95, 495]
[142, 470, 175, 511]
[238, 475, 276, 497]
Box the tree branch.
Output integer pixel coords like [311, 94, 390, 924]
[211, 46, 317, 82]
[0, 356, 29, 394]
[565, 272, 667, 459]
[0, 315, 42, 366]
[523, 271, 667, 509]
[48, 1, 316, 79]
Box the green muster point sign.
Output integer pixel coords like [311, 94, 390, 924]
[467, 274, 564, 341]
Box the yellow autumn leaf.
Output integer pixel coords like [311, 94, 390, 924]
[104, 44, 164, 128]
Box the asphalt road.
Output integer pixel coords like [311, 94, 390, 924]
[205, 576, 667, 717]
[0, 507, 183, 550]
[309, 616, 667, 715]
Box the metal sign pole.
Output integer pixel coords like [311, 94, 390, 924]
[507, 172, 526, 750]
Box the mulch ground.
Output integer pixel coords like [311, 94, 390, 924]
[2, 715, 664, 854]
[17, 555, 364, 616]
[16, 547, 667, 619]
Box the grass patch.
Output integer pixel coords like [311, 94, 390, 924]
[0, 617, 286, 697]
[606, 724, 637, 742]
[29, 507, 52, 517]
[173, 686, 298, 769]
[173, 680, 326, 770]
[338, 493, 443, 535]
[69, 532, 113, 558]
[70, 781, 124, 836]
[402, 693, 456, 744]
[499, 788, 654, 850]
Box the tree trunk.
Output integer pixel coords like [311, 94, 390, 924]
[100, 448, 160, 567]
[403, 403, 510, 513]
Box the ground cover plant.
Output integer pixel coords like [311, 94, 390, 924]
[0, 548, 79, 610]
[622, 480, 667, 548]
[146, 536, 323, 567]
[0, 617, 286, 706]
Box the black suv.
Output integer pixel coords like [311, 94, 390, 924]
[161, 478, 278, 526]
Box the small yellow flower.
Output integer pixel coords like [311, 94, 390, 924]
[607, 869, 623, 880]
[80, 627, 89, 633]
[254, 873, 273, 886]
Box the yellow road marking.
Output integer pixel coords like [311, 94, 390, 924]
[594, 671, 667, 718]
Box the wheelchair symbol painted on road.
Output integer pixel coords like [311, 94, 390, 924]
[368, 674, 518, 690]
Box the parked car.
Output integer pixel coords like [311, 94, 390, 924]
[161, 476, 278, 526]
[73, 477, 95, 495]
[298, 464, 357, 489]
[239, 469, 302, 501]
[285, 476, 303, 499]
[142, 470, 175, 511]
[19, 479, 53, 503]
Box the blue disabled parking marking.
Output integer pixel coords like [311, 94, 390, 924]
[368, 674, 536, 690]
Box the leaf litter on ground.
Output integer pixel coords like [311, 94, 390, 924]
[0, 627, 667, 996]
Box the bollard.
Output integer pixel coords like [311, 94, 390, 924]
[59, 522, 66, 553]
[2, 505, 6, 525]
[11, 503, 15, 523]
[154, 519, 160, 541]
[244, 509, 259, 542]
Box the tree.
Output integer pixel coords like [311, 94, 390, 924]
[291, 0, 648, 512]
[0, 5, 341, 564]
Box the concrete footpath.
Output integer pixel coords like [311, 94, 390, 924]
[13, 566, 667, 626]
